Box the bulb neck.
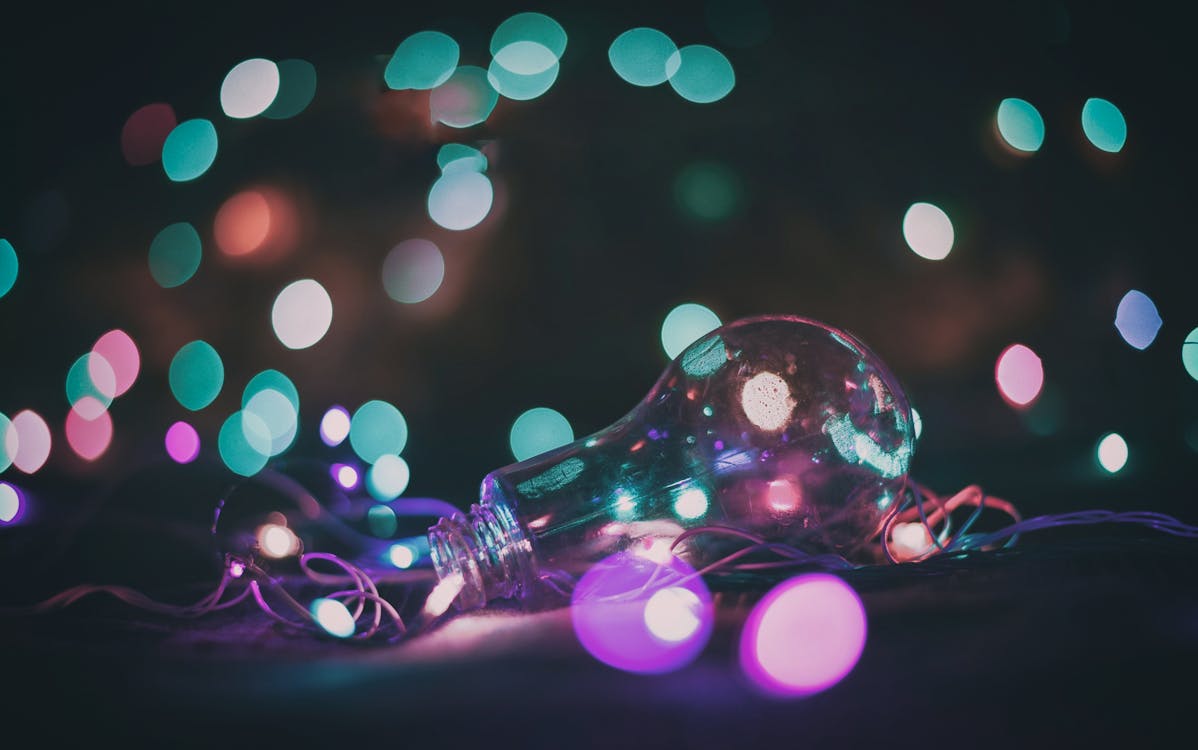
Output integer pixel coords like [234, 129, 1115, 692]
[427, 497, 537, 610]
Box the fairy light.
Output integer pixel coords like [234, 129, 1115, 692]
[258, 523, 300, 558]
[310, 597, 355, 638]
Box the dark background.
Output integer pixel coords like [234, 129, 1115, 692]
[2, 1, 1196, 745]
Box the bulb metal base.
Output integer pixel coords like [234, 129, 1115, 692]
[427, 497, 537, 610]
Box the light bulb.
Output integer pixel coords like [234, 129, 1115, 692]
[428, 315, 915, 609]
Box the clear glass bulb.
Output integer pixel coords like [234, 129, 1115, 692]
[428, 315, 915, 609]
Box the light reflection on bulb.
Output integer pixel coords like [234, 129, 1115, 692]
[643, 587, 703, 643]
[673, 487, 709, 520]
[890, 522, 934, 561]
[740, 371, 795, 431]
[388, 543, 416, 569]
[258, 523, 300, 558]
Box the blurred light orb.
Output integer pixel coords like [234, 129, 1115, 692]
[428, 170, 493, 230]
[674, 161, 743, 222]
[214, 190, 271, 257]
[437, 144, 488, 174]
[382, 239, 445, 303]
[487, 55, 560, 101]
[65, 401, 113, 461]
[388, 543, 416, 569]
[494, 40, 558, 76]
[385, 31, 460, 90]
[430, 66, 499, 129]
[350, 400, 409, 463]
[661, 303, 722, 359]
[367, 503, 399, 536]
[902, 202, 954, 260]
[258, 523, 300, 558]
[666, 45, 735, 104]
[263, 59, 317, 119]
[1114, 289, 1162, 350]
[320, 406, 351, 446]
[609, 28, 678, 87]
[996, 98, 1045, 153]
[1184, 328, 1198, 382]
[1097, 432, 1128, 473]
[311, 597, 355, 638]
[220, 58, 280, 119]
[244, 388, 298, 456]
[332, 463, 359, 490]
[91, 329, 140, 398]
[243, 370, 300, 416]
[739, 573, 867, 697]
[0, 413, 15, 473]
[571, 551, 713, 674]
[0, 239, 18, 299]
[1082, 98, 1127, 153]
[995, 343, 1044, 408]
[272, 279, 333, 349]
[510, 407, 574, 462]
[673, 487, 709, 520]
[741, 372, 795, 432]
[491, 12, 567, 61]
[165, 421, 201, 464]
[149, 222, 202, 287]
[120, 103, 177, 166]
[10, 410, 51, 474]
[162, 119, 218, 182]
[66, 353, 115, 418]
[218, 410, 271, 476]
[368, 454, 411, 501]
[0, 482, 20, 524]
[169, 340, 224, 411]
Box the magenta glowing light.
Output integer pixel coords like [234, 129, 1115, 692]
[739, 573, 868, 698]
[165, 421, 201, 464]
[229, 560, 246, 579]
[331, 463, 360, 490]
[91, 329, 140, 398]
[320, 406, 351, 446]
[571, 550, 713, 674]
[995, 343, 1044, 408]
[65, 400, 114, 461]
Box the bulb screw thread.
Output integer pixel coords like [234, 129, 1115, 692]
[427, 498, 536, 610]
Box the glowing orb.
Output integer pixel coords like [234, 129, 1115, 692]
[244, 388, 297, 456]
[430, 66, 498, 129]
[367, 504, 398, 536]
[995, 343, 1044, 408]
[388, 543, 416, 569]
[673, 487, 709, 520]
[220, 58, 280, 119]
[490, 12, 567, 61]
[487, 54, 560, 101]
[1114, 289, 1162, 350]
[350, 400, 408, 463]
[66, 353, 114, 417]
[149, 222, 202, 288]
[165, 421, 201, 464]
[1082, 98, 1127, 153]
[367, 454, 411, 501]
[320, 406, 351, 446]
[661, 303, 722, 360]
[571, 551, 713, 674]
[91, 329, 140, 397]
[169, 340, 224, 411]
[10, 410, 51, 474]
[382, 239, 445, 303]
[902, 202, 954, 260]
[214, 190, 271, 257]
[741, 371, 795, 431]
[162, 119, 218, 182]
[0, 413, 15, 472]
[263, 59, 317, 119]
[258, 523, 299, 558]
[1, 239, 18, 299]
[65, 401, 113, 461]
[739, 573, 867, 697]
[0, 482, 21, 524]
[509, 407, 573, 462]
[996, 98, 1045, 153]
[666, 45, 735, 104]
[437, 144, 487, 174]
[385, 31, 459, 90]
[218, 411, 271, 477]
[311, 597, 355, 638]
[271, 279, 332, 350]
[1097, 432, 1128, 474]
[428, 170, 493, 230]
[609, 28, 677, 87]
[1185, 328, 1198, 382]
[331, 463, 359, 490]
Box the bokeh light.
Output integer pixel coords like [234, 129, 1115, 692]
[120, 103, 177, 166]
[165, 421, 201, 464]
[367, 454, 411, 501]
[258, 523, 300, 558]
[243, 370, 299, 414]
[902, 202, 954, 260]
[214, 190, 271, 257]
[65, 401, 113, 461]
[162, 119, 218, 182]
[0, 413, 15, 472]
[995, 343, 1044, 408]
[271, 279, 333, 349]
[244, 388, 298, 456]
[263, 59, 317, 119]
[666, 45, 735, 104]
[428, 170, 493, 230]
[367, 504, 398, 536]
[310, 597, 355, 638]
[1114, 289, 1162, 350]
[388, 543, 416, 569]
[1081, 98, 1127, 153]
[0, 482, 21, 524]
[1184, 328, 1198, 382]
[0, 239, 17, 299]
[331, 463, 359, 490]
[487, 55, 560, 101]
[674, 161, 742, 221]
[1097, 432, 1128, 473]
[91, 329, 140, 398]
[739, 574, 867, 697]
[10, 410, 51, 474]
[350, 400, 409, 463]
[571, 551, 713, 674]
[169, 340, 224, 411]
[218, 411, 270, 476]
[382, 239, 445, 303]
[437, 144, 488, 174]
[430, 66, 498, 129]
[673, 487, 709, 520]
[493, 40, 558, 76]
[661, 303, 722, 359]
[66, 353, 115, 418]
[509, 407, 574, 461]
[148, 222, 202, 287]
[220, 58, 280, 119]
[385, 31, 460, 90]
[609, 28, 678, 87]
[491, 12, 567, 61]
[996, 98, 1045, 153]
[320, 406, 351, 446]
